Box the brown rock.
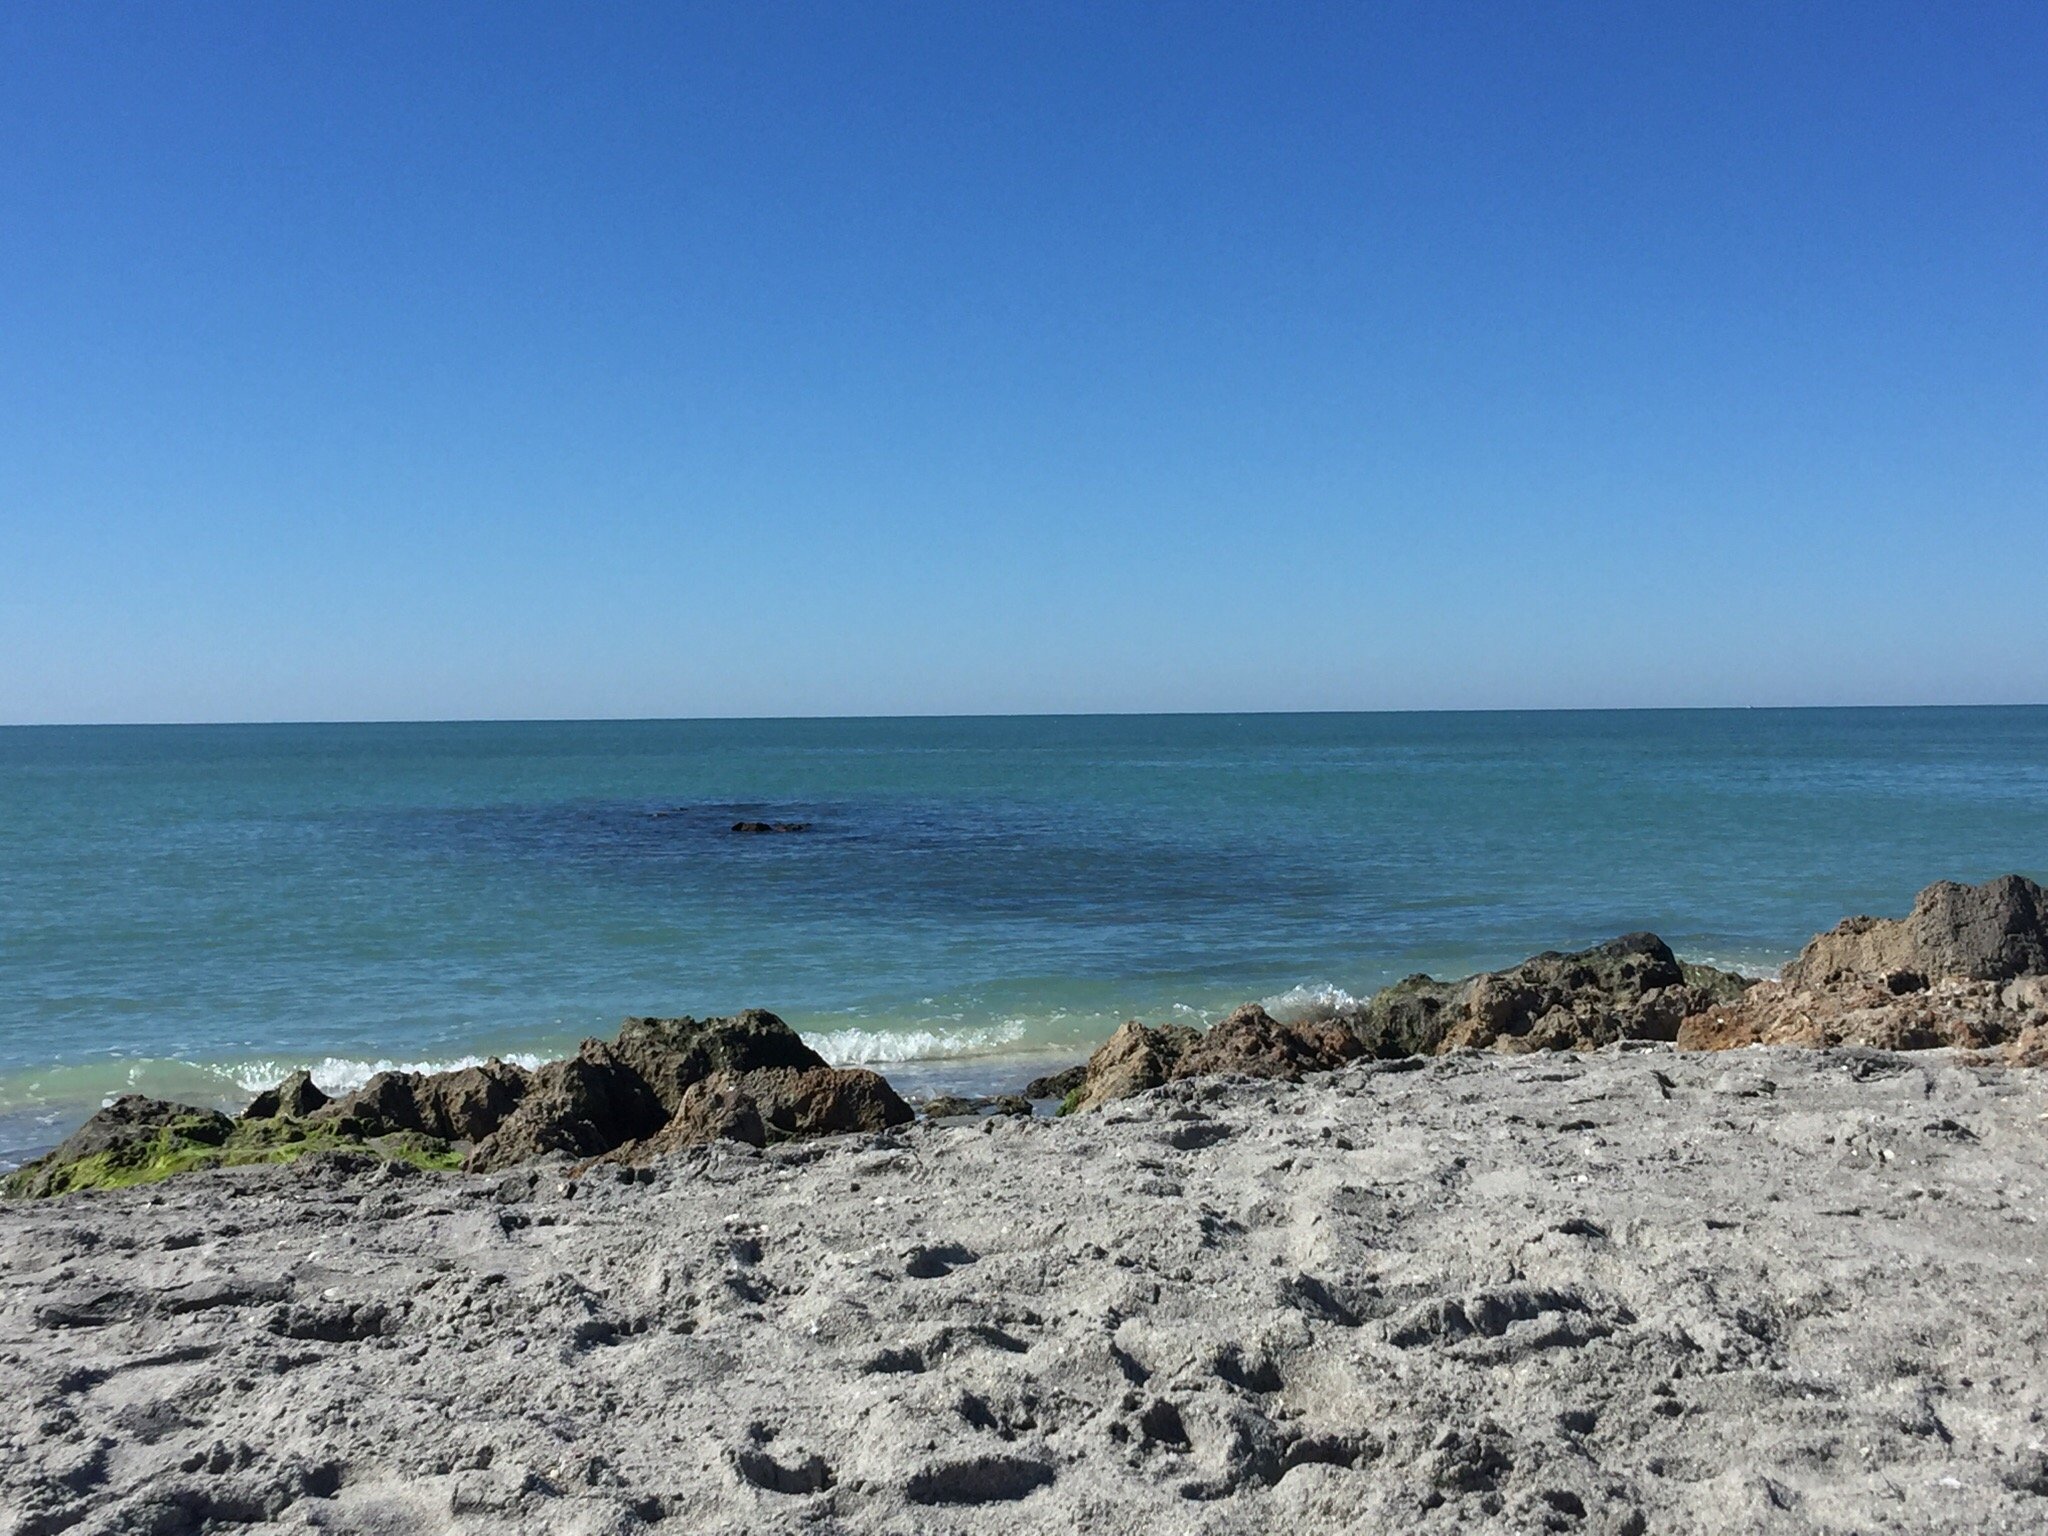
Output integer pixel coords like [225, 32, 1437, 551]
[1174, 1003, 1367, 1080]
[607, 1065, 912, 1161]
[1065, 1021, 1200, 1113]
[465, 1046, 664, 1172]
[1353, 933, 1756, 1058]
[664, 1072, 767, 1147]
[1677, 975, 2042, 1055]
[749, 1065, 913, 1140]
[322, 1059, 531, 1142]
[2000, 1023, 2048, 1069]
[1062, 935, 1761, 1112]
[608, 1012, 827, 1115]
[1786, 875, 2048, 987]
[243, 1069, 330, 1120]
[456, 1012, 831, 1171]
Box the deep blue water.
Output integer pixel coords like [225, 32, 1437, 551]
[3, 709, 2044, 1161]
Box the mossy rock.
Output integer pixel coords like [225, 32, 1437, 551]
[4, 1095, 463, 1199]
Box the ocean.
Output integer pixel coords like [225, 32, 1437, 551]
[3, 708, 2044, 1165]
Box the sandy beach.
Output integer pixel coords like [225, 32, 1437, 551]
[7, 1042, 2047, 1535]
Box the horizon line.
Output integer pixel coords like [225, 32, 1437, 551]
[5, 700, 2046, 730]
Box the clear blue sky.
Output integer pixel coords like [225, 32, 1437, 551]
[3, 2, 2043, 723]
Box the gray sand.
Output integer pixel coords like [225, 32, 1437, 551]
[6, 1045, 2048, 1534]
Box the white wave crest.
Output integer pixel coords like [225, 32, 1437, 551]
[802, 1020, 1031, 1066]
[218, 1053, 548, 1097]
[1682, 951, 1794, 982]
[1259, 982, 1364, 1023]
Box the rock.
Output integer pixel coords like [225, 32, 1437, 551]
[1063, 1006, 1369, 1114]
[416, 1061, 534, 1140]
[1675, 877, 2048, 1065]
[732, 821, 809, 834]
[1347, 973, 1465, 1059]
[1061, 937, 1761, 1112]
[465, 1047, 666, 1172]
[242, 1070, 330, 1120]
[1352, 934, 1756, 1058]
[1786, 875, 2048, 987]
[1999, 1022, 2048, 1068]
[1175, 1003, 1369, 1080]
[664, 1073, 768, 1147]
[325, 1014, 828, 1171]
[1020, 1064, 1088, 1100]
[1064, 1021, 1201, 1113]
[922, 1095, 983, 1119]
[608, 1012, 827, 1115]
[322, 1059, 531, 1143]
[988, 1095, 1034, 1117]
[748, 1066, 913, 1140]
[2005, 975, 2048, 1013]
[471, 1013, 903, 1170]
[4, 1098, 233, 1199]
[60, 1095, 232, 1158]
[1677, 974, 2046, 1055]
[607, 1066, 912, 1160]
[7, 1092, 468, 1200]
[13, 1013, 901, 1196]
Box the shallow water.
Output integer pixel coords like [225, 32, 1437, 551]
[4, 708, 2044, 1161]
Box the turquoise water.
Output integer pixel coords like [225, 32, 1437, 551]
[3, 709, 2045, 1162]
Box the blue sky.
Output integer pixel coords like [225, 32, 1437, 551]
[2, 2, 2043, 722]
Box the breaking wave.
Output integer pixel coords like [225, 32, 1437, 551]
[802, 1020, 1033, 1066]
[218, 1053, 550, 1097]
[1258, 982, 1365, 1023]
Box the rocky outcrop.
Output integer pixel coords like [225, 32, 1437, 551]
[3, 1095, 460, 1200]
[8, 1097, 234, 1196]
[11, 1012, 916, 1198]
[1785, 875, 2048, 987]
[732, 821, 809, 834]
[1679, 971, 2048, 1056]
[463, 1013, 877, 1172]
[1061, 1004, 1375, 1114]
[1062, 938, 1759, 1112]
[607, 1011, 825, 1114]
[451, 1013, 914, 1171]
[1175, 1003, 1369, 1080]
[601, 1065, 912, 1162]
[464, 1049, 664, 1171]
[1350, 934, 1755, 1059]
[1678, 878, 2048, 1063]
[242, 1070, 330, 1120]
[310, 1012, 852, 1173]
[1063, 1021, 1201, 1113]
[323, 1060, 531, 1142]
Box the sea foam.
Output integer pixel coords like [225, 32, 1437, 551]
[802, 1020, 1032, 1066]
[1259, 982, 1364, 1022]
[217, 1054, 549, 1098]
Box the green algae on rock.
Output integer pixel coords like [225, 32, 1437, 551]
[2, 1094, 463, 1199]
[8, 1010, 912, 1198]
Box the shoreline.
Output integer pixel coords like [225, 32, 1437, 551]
[9, 873, 2047, 1192]
[5, 875, 2048, 1528]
